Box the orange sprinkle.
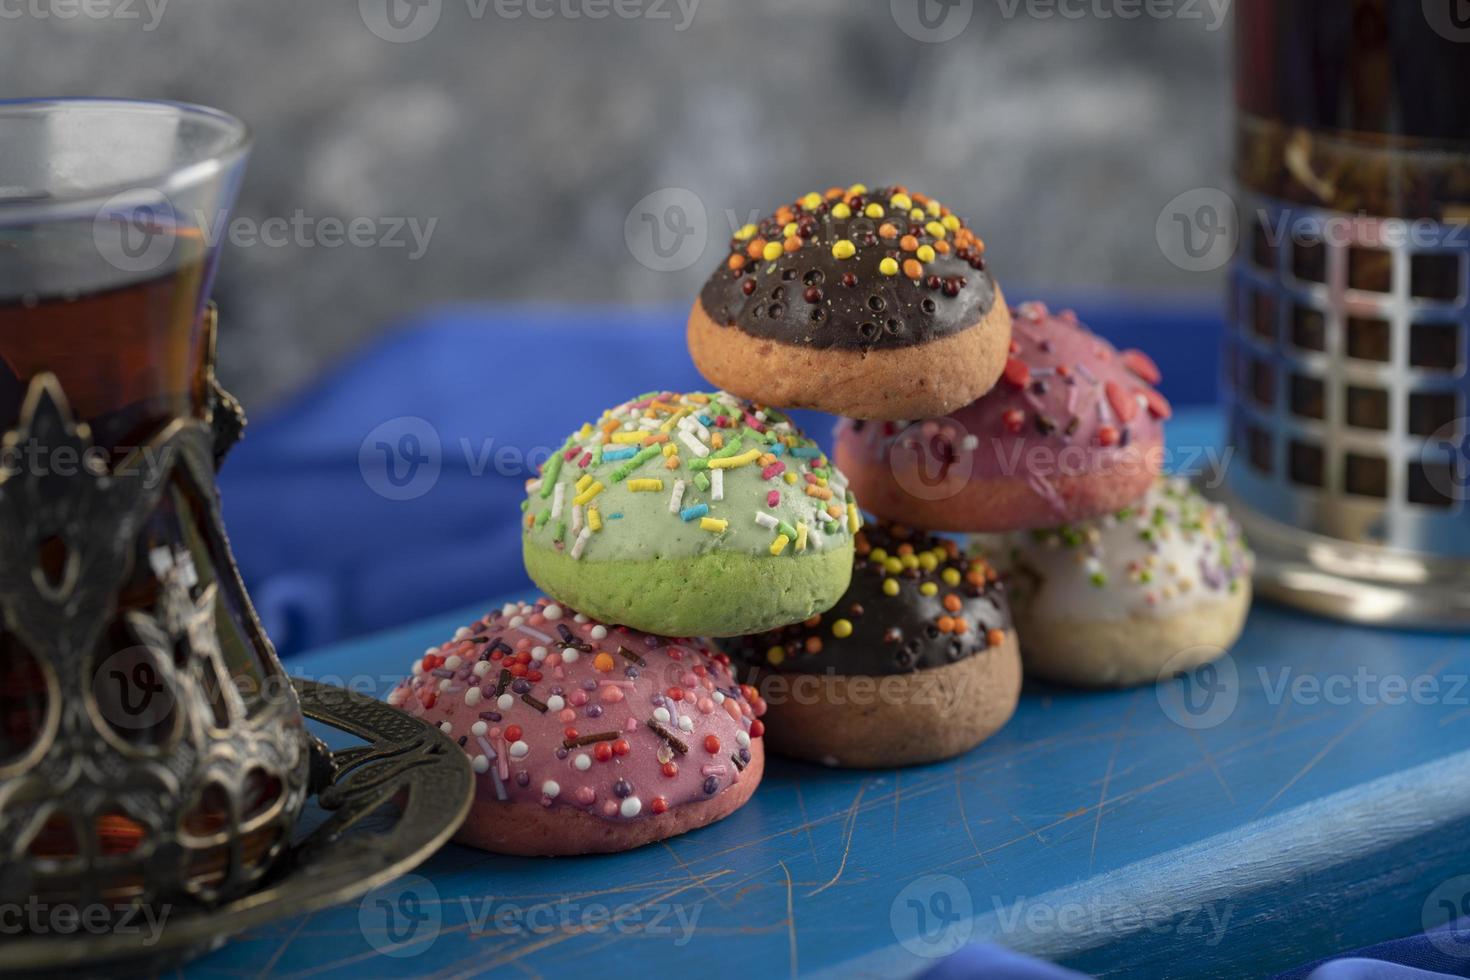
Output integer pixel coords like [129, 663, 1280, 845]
[759, 453, 777, 466]
[827, 504, 845, 519]
[804, 637, 823, 654]
[987, 628, 1005, 647]
[824, 186, 844, 199]
[776, 207, 794, 225]
[746, 238, 767, 260]
[804, 485, 834, 501]
[902, 259, 923, 280]
[936, 616, 955, 633]
[913, 192, 930, 204]
[664, 456, 679, 470]
[965, 568, 986, 587]
[943, 594, 962, 613]
[783, 236, 801, 253]
[594, 652, 616, 672]
[804, 615, 822, 628]
[952, 618, 969, 634]
[935, 240, 951, 254]
[728, 254, 746, 270]
[878, 222, 899, 239]
[710, 432, 723, 450]
[897, 543, 914, 556]
[900, 235, 919, 252]
[641, 432, 668, 446]
[855, 534, 871, 556]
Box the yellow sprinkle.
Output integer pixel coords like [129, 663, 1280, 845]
[662, 443, 677, 457]
[910, 208, 925, 221]
[847, 183, 868, 195]
[770, 534, 790, 556]
[884, 557, 903, 575]
[795, 522, 808, 552]
[916, 244, 936, 263]
[708, 448, 762, 469]
[864, 203, 885, 219]
[762, 241, 783, 262]
[926, 199, 942, 216]
[628, 478, 664, 492]
[784, 471, 798, 485]
[783, 221, 799, 238]
[925, 220, 947, 240]
[577, 423, 593, 438]
[942, 214, 961, 231]
[879, 257, 899, 276]
[832, 239, 857, 260]
[847, 502, 861, 533]
[766, 645, 786, 666]
[659, 406, 692, 433]
[700, 517, 729, 533]
[920, 582, 938, 596]
[588, 507, 603, 532]
[942, 568, 962, 586]
[902, 553, 919, 569]
[918, 553, 938, 572]
[832, 618, 853, 639]
[610, 430, 645, 444]
[882, 578, 900, 596]
[891, 192, 912, 210]
[573, 481, 604, 506]
[575, 474, 594, 493]
[831, 202, 852, 220]
[870, 548, 888, 563]
[800, 192, 822, 210]
[734, 223, 758, 241]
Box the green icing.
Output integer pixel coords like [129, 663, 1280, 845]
[522, 391, 858, 564]
[524, 539, 854, 637]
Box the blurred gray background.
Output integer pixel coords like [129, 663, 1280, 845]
[0, 0, 1231, 408]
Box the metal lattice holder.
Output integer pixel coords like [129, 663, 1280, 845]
[1221, 193, 1470, 627]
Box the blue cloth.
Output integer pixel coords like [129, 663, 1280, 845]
[218, 297, 1222, 655]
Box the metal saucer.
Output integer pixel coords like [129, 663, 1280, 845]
[6, 679, 474, 977]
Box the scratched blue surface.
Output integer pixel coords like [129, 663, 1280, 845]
[188, 411, 1470, 980]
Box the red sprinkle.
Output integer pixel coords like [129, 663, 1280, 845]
[1002, 357, 1031, 389]
[766, 490, 781, 508]
[505, 725, 523, 742]
[1105, 381, 1139, 423]
[650, 797, 670, 815]
[1097, 424, 1120, 447]
[704, 734, 721, 753]
[661, 761, 679, 778]
[749, 719, 765, 738]
[1122, 349, 1162, 385]
[594, 742, 613, 762]
[1143, 387, 1173, 420]
[761, 462, 786, 480]
[612, 738, 631, 756]
[1002, 408, 1026, 434]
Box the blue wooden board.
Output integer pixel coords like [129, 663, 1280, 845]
[188, 411, 1470, 979]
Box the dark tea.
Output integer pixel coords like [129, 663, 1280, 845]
[0, 215, 211, 452]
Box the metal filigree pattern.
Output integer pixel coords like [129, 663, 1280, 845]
[5, 679, 473, 978]
[0, 368, 311, 914]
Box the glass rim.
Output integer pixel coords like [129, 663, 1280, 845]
[0, 97, 252, 217]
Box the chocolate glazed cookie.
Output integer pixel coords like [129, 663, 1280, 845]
[689, 183, 1012, 420]
[719, 524, 1021, 768]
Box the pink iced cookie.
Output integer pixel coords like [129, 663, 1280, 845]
[387, 597, 766, 855]
[834, 301, 1170, 532]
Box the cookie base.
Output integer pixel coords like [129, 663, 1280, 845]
[687, 292, 1012, 421]
[741, 633, 1022, 768]
[453, 742, 765, 855]
[834, 434, 1162, 533]
[1016, 582, 1252, 688]
[523, 538, 855, 637]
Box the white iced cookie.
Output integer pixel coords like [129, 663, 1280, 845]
[993, 476, 1253, 688]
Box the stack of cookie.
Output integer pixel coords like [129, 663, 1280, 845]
[688, 184, 1253, 765]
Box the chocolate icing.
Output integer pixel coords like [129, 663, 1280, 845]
[697, 184, 997, 352]
[719, 523, 1012, 676]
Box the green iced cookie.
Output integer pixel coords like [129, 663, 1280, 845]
[521, 390, 858, 636]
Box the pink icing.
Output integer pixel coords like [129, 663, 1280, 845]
[388, 597, 765, 822]
[837, 301, 1169, 481]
